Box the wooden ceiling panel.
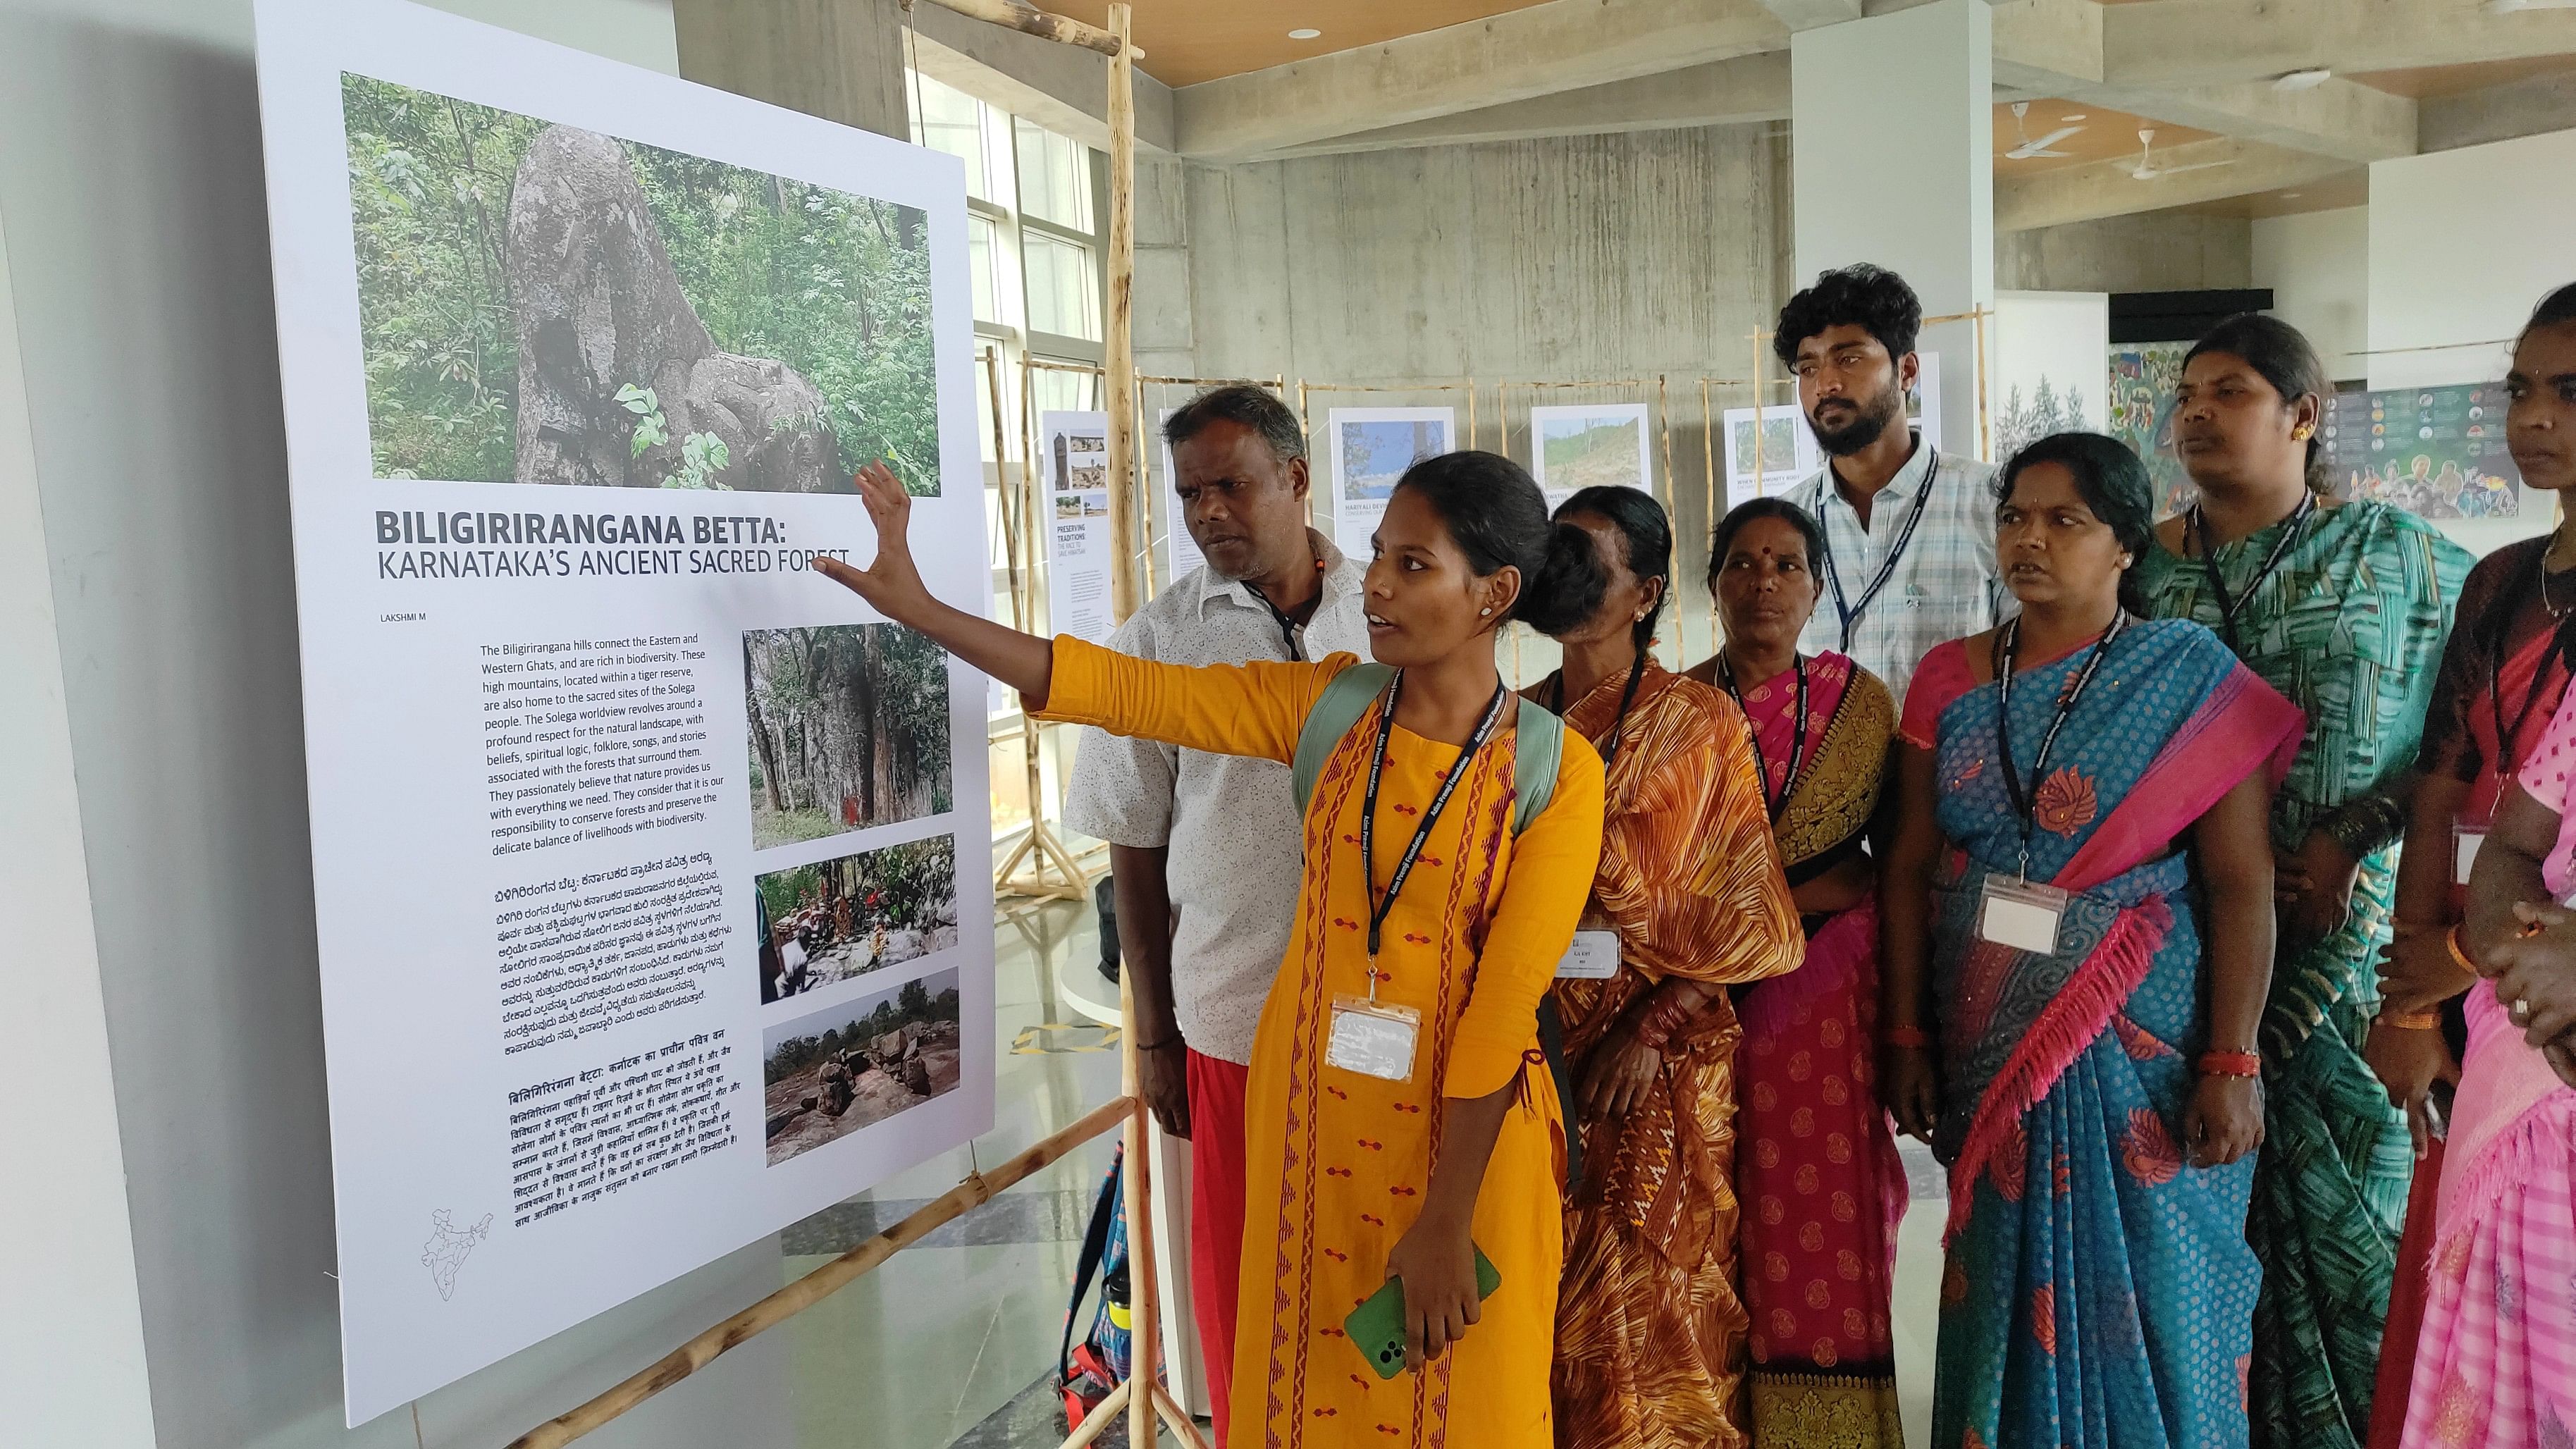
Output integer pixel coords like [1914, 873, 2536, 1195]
[1993, 99, 2219, 175]
[1039, 0, 1558, 88]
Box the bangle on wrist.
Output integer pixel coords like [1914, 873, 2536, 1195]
[1882, 1023, 1933, 1049]
[2377, 1009, 2441, 1031]
[1133, 1037, 1183, 1052]
[2197, 1049, 2262, 1078]
[2448, 923, 2480, 977]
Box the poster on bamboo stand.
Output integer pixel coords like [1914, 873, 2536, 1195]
[254, 0, 993, 1419]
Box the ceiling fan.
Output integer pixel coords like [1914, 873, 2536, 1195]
[2131, 128, 2236, 180]
[2004, 101, 2083, 160]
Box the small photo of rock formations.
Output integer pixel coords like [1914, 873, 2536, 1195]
[763, 967, 963, 1166]
[343, 73, 939, 493]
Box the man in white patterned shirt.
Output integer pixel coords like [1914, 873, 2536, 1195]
[1062, 386, 1367, 1445]
[1775, 264, 2009, 696]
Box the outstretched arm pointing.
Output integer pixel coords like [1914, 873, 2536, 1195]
[817, 461, 1057, 710]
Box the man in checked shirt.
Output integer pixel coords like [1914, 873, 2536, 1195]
[1774, 264, 2012, 697]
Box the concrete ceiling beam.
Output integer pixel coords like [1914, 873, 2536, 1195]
[908, 1, 1178, 154]
[2421, 69, 2576, 153]
[2101, 0, 2576, 88]
[1995, 135, 2348, 230]
[1169, 0, 1787, 159]
[1256, 53, 1793, 159]
[1758, 0, 1865, 28]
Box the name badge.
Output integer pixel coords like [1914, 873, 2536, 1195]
[1979, 876, 2069, 955]
[1555, 930, 1622, 980]
[1327, 996, 1421, 1082]
[2456, 828, 2487, 886]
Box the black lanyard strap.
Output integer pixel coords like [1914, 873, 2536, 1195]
[1816, 454, 1939, 652]
[1548, 653, 1647, 775]
[1243, 554, 1328, 662]
[1362, 672, 1509, 966]
[1993, 612, 2127, 878]
[2188, 493, 2312, 646]
[1719, 654, 1808, 822]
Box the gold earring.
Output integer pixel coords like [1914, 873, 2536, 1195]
[2292, 426, 2315, 442]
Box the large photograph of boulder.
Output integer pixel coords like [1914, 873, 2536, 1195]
[343, 73, 938, 493]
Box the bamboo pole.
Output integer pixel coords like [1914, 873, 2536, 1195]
[916, 0, 1126, 56]
[1152, 1383, 1213, 1449]
[1102, 2, 1141, 626]
[1061, 1381, 1133, 1449]
[508, 1095, 1138, 1449]
[1656, 374, 1675, 666]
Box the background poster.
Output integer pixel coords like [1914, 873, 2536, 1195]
[254, 0, 992, 1420]
[2324, 382, 2522, 518]
[1329, 407, 1455, 557]
[2109, 342, 2195, 518]
[1911, 350, 1945, 456]
[1721, 405, 1822, 512]
[1160, 405, 1207, 582]
[1529, 402, 1653, 510]
[1042, 410, 1116, 642]
[1993, 292, 2109, 460]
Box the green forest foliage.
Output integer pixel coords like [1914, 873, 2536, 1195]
[758, 835, 958, 932]
[343, 75, 939, 490]
[765, 979, 960, 1084]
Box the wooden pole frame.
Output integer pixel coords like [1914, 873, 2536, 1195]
[1001, 354, 1108, 903]
[503, 3, 1201, 1445]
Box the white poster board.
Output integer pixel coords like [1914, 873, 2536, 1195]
[1042, 410, 1116, 643]
[254, 0, 993, 1419]
[1159, 405, 1207, 582]
[1911, 350, 1945, 456]
[1328, 407, 1455, 557]
[1993, 292, 2110, 460]
[1528, 402, 1653, 510]
[1721, 406, 1825, 513]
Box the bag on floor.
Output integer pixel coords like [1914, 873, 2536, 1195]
[1059, 1145, 1133, 1430]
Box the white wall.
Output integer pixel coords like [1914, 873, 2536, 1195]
[2370, 134, 2574, 556]
[0, 0, 798, 1443]
[2252, 206, 2367, 383]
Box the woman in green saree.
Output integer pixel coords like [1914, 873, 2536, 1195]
[2135, 315, 2473, 1448]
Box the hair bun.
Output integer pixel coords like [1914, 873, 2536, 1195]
[1515, 521, 1609, 636]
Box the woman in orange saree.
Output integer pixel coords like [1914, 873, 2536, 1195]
[1539, 487, 1803, 1449]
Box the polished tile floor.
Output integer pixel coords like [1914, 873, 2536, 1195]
[777, 893, 1948, 1448]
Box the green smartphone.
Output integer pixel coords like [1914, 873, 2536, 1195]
[1343, 1247, 1503, 1380]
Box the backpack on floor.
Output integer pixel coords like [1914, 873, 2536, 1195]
[1059, 1145, 1133, 1431]
[1287, 662, 1584, 1190]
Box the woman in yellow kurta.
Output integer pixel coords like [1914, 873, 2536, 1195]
[821, 452, 1607, 1446]
[1534, 487, 1804, 1448]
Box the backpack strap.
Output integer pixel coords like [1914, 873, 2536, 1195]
[1291, 662, 1396, 820]
[1510, 696, 1561, 835]
[1293, 664, 1564, 837]
[1059, 1147, 1123, 1388]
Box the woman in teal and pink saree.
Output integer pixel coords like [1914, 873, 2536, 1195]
[1880, 433, 2303, 1448]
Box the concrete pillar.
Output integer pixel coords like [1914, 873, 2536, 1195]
[1790, 0, 1994, 452]
[673, 0, 912, 142]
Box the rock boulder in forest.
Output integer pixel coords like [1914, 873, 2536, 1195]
[506, 124, 841, 491]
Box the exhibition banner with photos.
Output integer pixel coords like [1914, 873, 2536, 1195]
[1042, 410, 1117, 642]
[2324, 383, 2522, 519]
[1722, 406, 1823, 511]
[1159, 405, 1208, 581]
[252, 0, 992, 1419]
[1529, 402, 1653, 510]
[1328, 406, 1455, 557]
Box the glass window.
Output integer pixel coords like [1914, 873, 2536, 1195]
[1031, 364, 1099, 417]
[1023, 233, 1097, 341]
[915, 75, 987, 199]
[973, 345, 1000, 462]
[967, 214, 999, 323]
[1014, 118, 1092, 231]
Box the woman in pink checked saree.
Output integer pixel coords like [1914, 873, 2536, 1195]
[2410, 674, 2576, 1448]
[1879, 435, 2303, 1449]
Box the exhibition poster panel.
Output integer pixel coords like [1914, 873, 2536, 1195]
[1527, 402, 1653, 512]
[252, 0, 994, 1420]
[1041, 410, 1117, 642]
[1327, 407, 1456, 560]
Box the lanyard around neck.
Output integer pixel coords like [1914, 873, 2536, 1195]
[1816, 453, 1939, 652]
[1719, 653, 1808, 822]
[1549, 653, 1647, 775]
[1993, 612, 2126, 879]
[2186, 492, 2312, 647]
[1361, 672, 1508, 975]
[1243, 553, 1328, 662]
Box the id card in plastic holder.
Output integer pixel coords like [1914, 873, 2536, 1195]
[2456, 827, 2487, 886]
[1328, 995, 1422, 1081]
[1980, 876, 2068, 955]
[1555, 930, 1622, 980]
